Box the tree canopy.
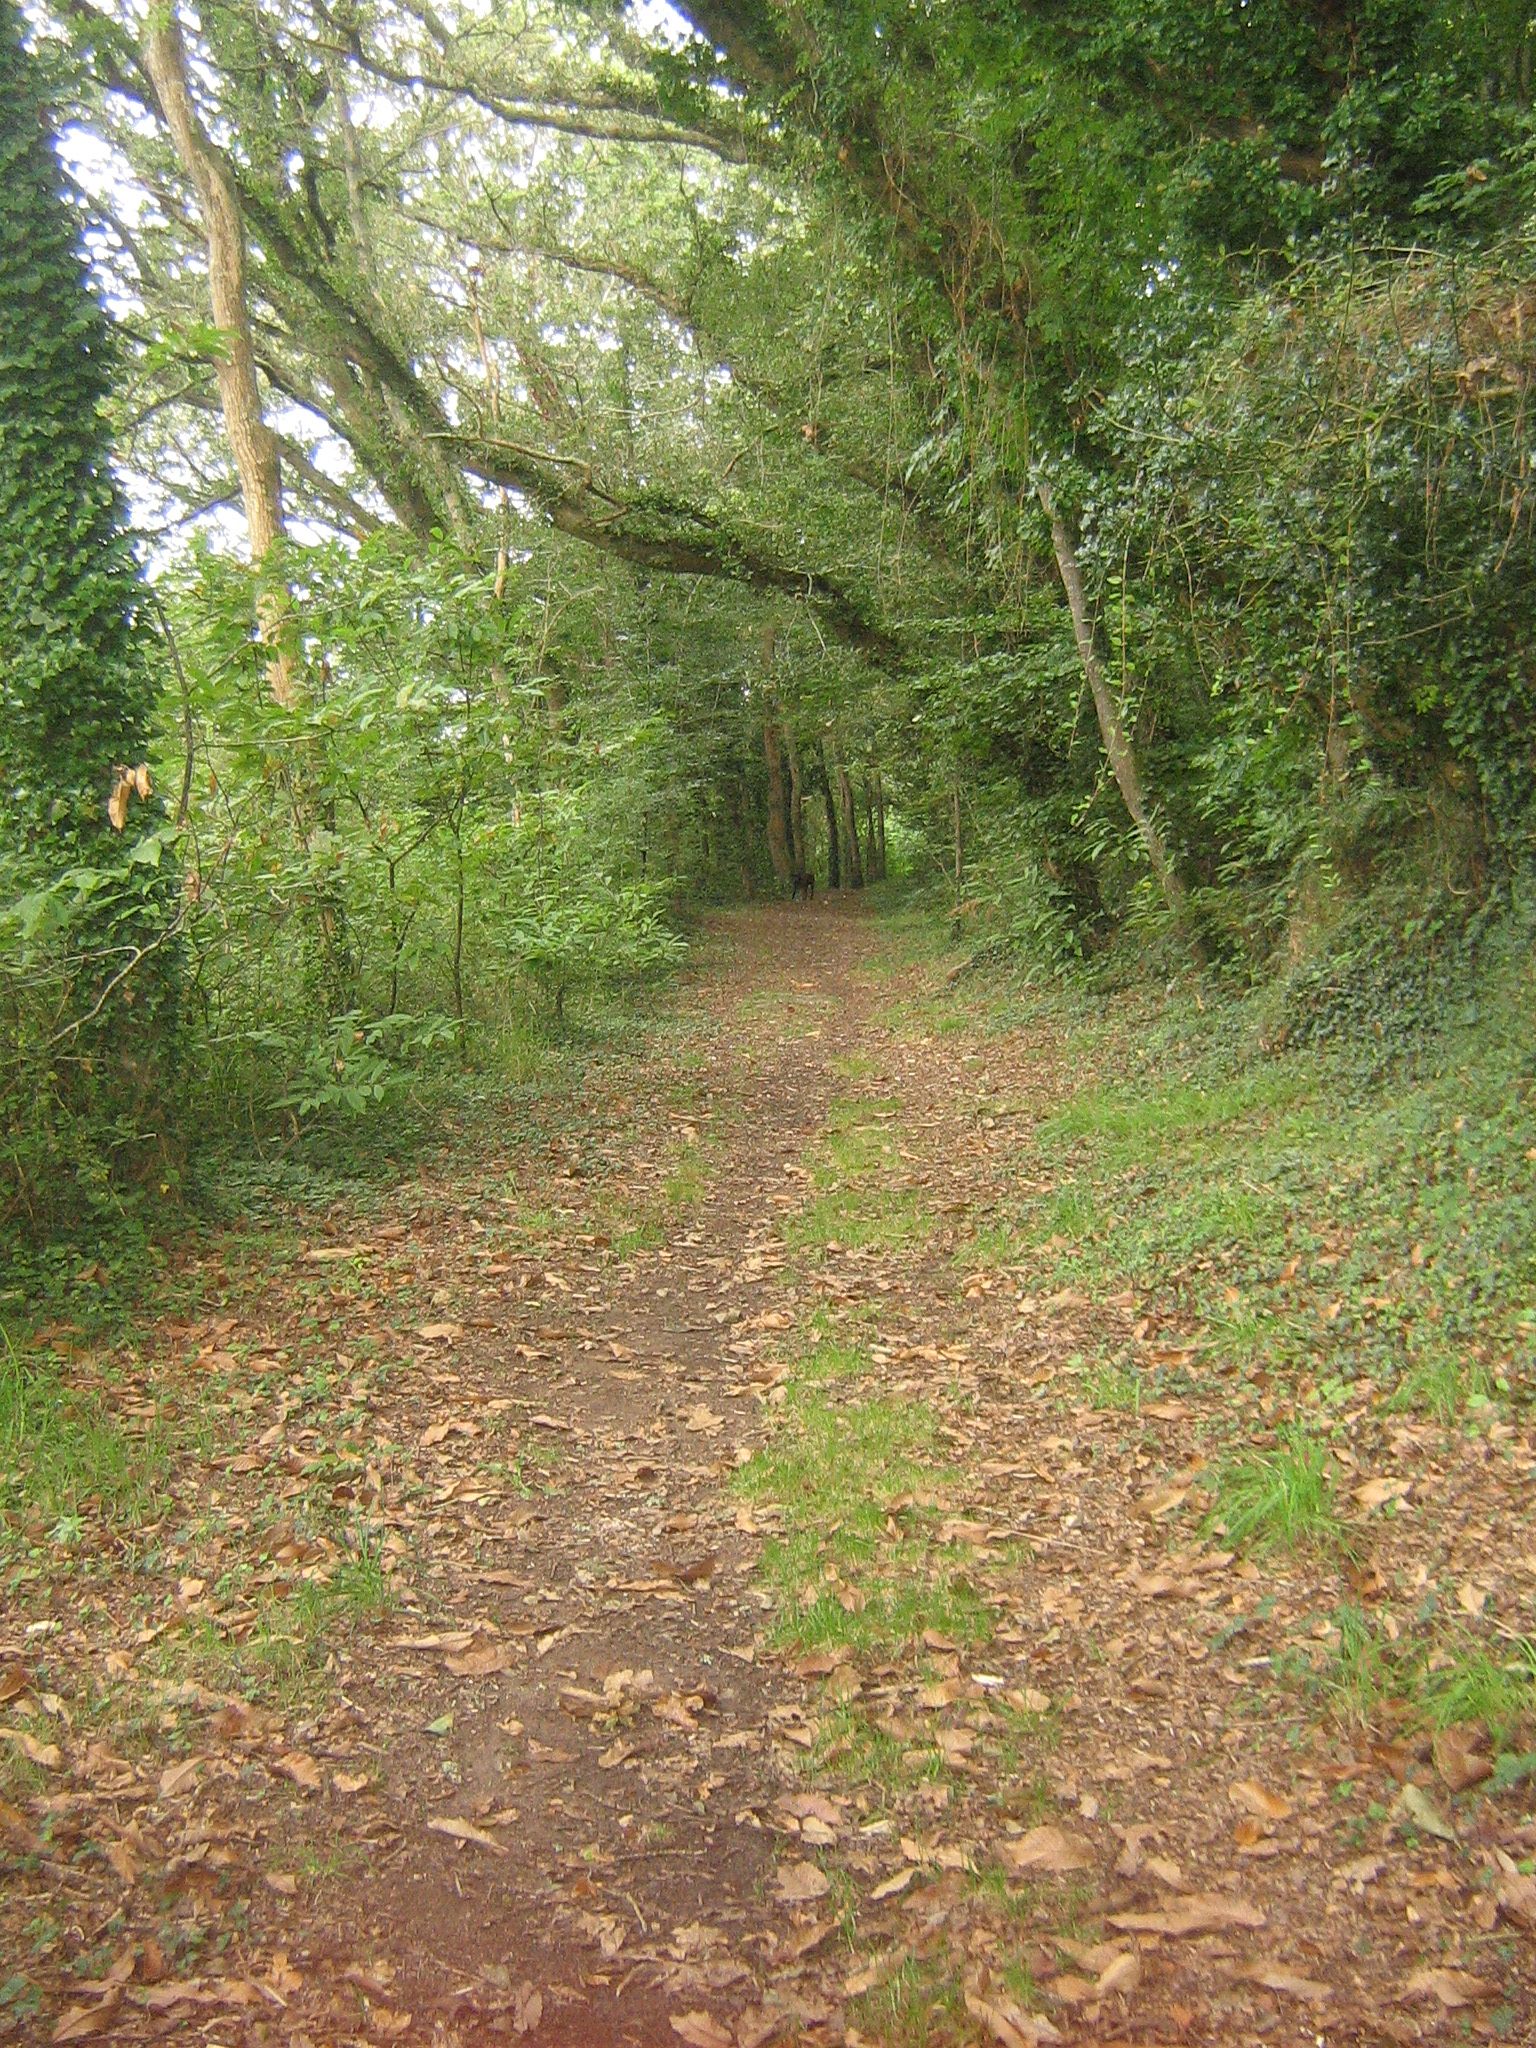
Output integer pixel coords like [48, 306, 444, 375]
[4, 0, 1534, 1226]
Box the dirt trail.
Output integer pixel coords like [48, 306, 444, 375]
[4, 902, 1532, 2048]
[343, 904, 897, 2043]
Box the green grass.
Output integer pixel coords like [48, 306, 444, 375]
[1286, 1603, 1536, 1750]
[784, 1187, 932, 1254]
[968, 948, 1536, 1427]
[1207, 1426, 1344, 1554]
[848, 1957, 966, 2046]
[734, 1337, 992, 1655]
[146, 1549, 397, 1712]
[1082, 1361, 1143, 1413]
[1039, 1068, 1309, 1165]
[785, 1094, 935, 1256]
[1425, 1638, 1536, 1741]
[0, 1339, 169, 1552]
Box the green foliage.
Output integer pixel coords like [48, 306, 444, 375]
[161, 535, 687, 1134]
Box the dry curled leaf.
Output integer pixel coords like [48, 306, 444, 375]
[1432, 1727, 1492, 1794]
[773, 1859, 830, 1903]
[427, 1815, 509, 1856]
[963, 1988, 1063, 2047]
[51, 1998, 120, 2043]
[1109, 1892, 1266, 1936]
[1229, 1779, 1292, 1822]
[1001, 1824, 1095, 1875]
[0, 1796, 44, 1853]
[445, 1640, 514, 1678]
[1237, 1961, 1332, 2003]
[1, 1727, 61, 1770]
[669, 2014, 733, 2048]
[1352, 1476, 1411, 1510]
[1495, 1857, 1536, 1931]
[1400, 1967, 1496, 2009]
[1096, 1951, 1141, 1997]
[1393, 1782, 1456, 1842]
[509, 1983, 543, 2036]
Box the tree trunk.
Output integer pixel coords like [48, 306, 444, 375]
[762, 717, 793, 885]
[861, 777, 878, 885]
[953, 783, 964, 888]
[141, 14, 298, 710]
[821, 745, 842, 889]
[838, 764, 865, 889]
[784, 720, 807, 874]
[729, 775, 756, 897]
[144, 8, 352, 1012]
[873, 770, 888, 880]
[1037, 478, 1201, 956]
[759, 627, 793, 885]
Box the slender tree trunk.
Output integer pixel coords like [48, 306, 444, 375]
[838, 764, 865, 888]
[144, 11, 353, 1008]
[732, 777, 757, 896]
[873, 770, 888, 880]
[142, 15, 297, 710]
[953, 783, 964, 887]
[821, 745, 842, 889]
[451, 812, 466, 1030]
[1037, 479, 1200, 955]
[759, 627, 793, 886]
[784, 720, 807, 874]
[861, 777, 878, 884]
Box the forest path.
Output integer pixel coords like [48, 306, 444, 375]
[5, 902, 1530, 2048]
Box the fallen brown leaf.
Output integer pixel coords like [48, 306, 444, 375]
[1109, 1892, 1266, 1935]
[1229, 1779, 1292, 1822]
[963, 1987, 1063, 2046]
[427, 1815, 509, 1856]
[773, 1859, 830, 1903]
[1001, 1825, 1095, 1875]
[1, 1727, 61, 1770]
[50, 2001, 120, 2043]
[1495, 1856, 1536, 1931]
[1432, 1727, 1492, 1794]
[1236, 1961, 1332, 2003]
[1096, 1951, 1141, 1997]
[669, 2014, 733, 2048]
[446, 1640, 515, 1678]
[1400, 1967, 1496, 2009]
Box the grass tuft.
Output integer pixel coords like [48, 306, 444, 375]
[1208, 1426, 1344, 1554]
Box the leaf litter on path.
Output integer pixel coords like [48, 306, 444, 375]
[4, 903, 1533, 2045]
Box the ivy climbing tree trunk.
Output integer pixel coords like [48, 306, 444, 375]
[761, 716, 792, 886]
[0, 0, 180, 1224]
[759, 629, 793, 886]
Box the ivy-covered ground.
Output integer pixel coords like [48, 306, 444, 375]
[2, 902, 1533, 2047]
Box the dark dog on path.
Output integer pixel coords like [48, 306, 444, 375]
[791, 869, 815, 901]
